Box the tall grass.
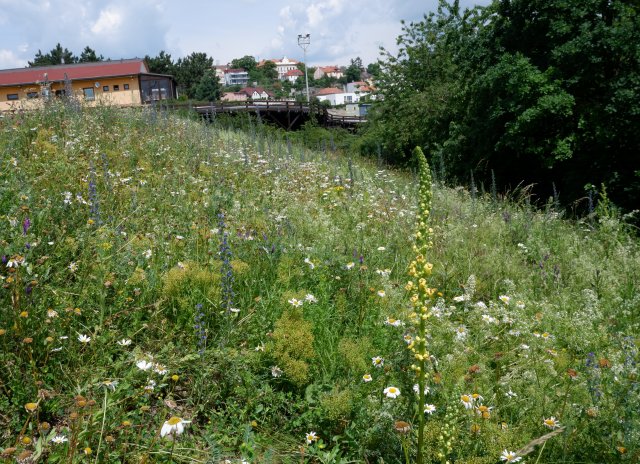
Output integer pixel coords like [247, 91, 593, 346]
[0, 102, 638, 463]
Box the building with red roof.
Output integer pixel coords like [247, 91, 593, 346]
[0, 58, 176, 111]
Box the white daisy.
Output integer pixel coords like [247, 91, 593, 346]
[77, 334, 91, 344]
[117, 338, 132, 346]
[424, 404, 436, 414]
[500, 450, 522, 462]
[136, 360, 154, 371]
[305, 431, 318, 444]
[51, 435, 68, 444]
[160, 416, 191, 437]
[383, 386, 401, 399]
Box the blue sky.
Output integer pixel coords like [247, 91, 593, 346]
[0, 0, 489, 69]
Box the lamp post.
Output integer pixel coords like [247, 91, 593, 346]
[297, 33, 311, 103]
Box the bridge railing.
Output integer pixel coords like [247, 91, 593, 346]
[171, 99, 366, 125]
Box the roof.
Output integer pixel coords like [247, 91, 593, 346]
[285, 69, 303, 77]
[239, 87, 274, 96]
[315, 87, 344, 96]
[224, 68, 247, 74]
[320, 66, 342, 73]
[0, 59, 149, 87]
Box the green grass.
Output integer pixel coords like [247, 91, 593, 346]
[0, 102, 638, 463]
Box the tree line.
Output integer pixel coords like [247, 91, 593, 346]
[362, 0, 640, 215]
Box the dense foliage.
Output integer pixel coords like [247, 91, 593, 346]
[29, 44, 104, 66]
[0, 102, 638, 462]
[363, 0, 640, 214]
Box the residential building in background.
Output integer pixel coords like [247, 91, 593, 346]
[0, 58, 176, 111]
[284, 69, 303, 83]
[223, 68, 249, 87]
[313, 66, 344, 80]
[221, 86, 274, 101]
[259, 57, 299, 81]
[214, 65, 228, 85]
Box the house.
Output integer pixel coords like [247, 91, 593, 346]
[214, 65, 228, 85]
[0, 59, 176, 111]
[313, 66, 344, 80]
[284, 69, 303, 83]
[314, 87, 361, 106]
[258, 57, 299, 81]
[223, 68, 249, 87]
[346, 81, 371, 93]
[221, 87, 273, 101]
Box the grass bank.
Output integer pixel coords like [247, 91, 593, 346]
[0, 103, 638, 463]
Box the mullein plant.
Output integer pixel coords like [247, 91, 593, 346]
[405, 147, 435, 464]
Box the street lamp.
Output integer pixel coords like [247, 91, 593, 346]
[297, 33, 311, 103]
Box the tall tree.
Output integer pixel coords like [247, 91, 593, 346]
[344, 57, 363, 82]
[194, 70, 221, 101]
[29, 43, 77, 66]
[365, 0, 640, 214]
[78, 46, 104, 63]
[174, 52, 214, 99]
[230, 55, 257, 72]
[145, 51, 175, 75]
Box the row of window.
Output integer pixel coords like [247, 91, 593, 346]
[4, 83, 131, 102]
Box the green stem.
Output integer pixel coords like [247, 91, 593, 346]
[94, 389, 108, 464]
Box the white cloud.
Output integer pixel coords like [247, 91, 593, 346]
[91, 7, 124, 35]
[0, 49, 27, 68]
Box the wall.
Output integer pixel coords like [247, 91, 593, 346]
[0, 76, 141, 112]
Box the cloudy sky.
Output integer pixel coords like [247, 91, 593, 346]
[0, 0, 489, 69]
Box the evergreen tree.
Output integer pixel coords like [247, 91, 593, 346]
[29, 43, 77, 66]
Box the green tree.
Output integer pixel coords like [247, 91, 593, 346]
[344, 57, 363, 82]
[29, 43, 77, 66]
[145, 51, 175, 75]
[365, 0, 640, 213]
[193, 70, 221, 101]
[78, 46, 104, 63]
[366, 62, 381, 77]
[230, 55, 257, 73]
[174, 52, 214, 99]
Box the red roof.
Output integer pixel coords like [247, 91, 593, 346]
[315, 87, 344, 96]
[320, 66, 341, 73]
[0, 59, 149, 87]
[224, 68, 247, 74]
[285, 69, 303, 77]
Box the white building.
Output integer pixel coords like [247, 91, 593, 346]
[224, 68, 249, 87]
[314, 87, 363, 106]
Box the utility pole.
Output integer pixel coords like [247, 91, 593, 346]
[297, 33, 311, 103]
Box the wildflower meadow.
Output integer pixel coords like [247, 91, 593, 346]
[0, 103, 638, 463]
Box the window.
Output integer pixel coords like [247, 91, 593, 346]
[7, 94, 19, 101]
[103, 85, 109, 92]
[123, 84, 129, 90]
[160, 88, 167, 99]
[345, 95, 353, 103]
[82, 87, 95, 101]
[55, 89, 66, 97]
[113, 85, 120, 91]
[27, 92, 39, 99]
[151, 88, 160, 100]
